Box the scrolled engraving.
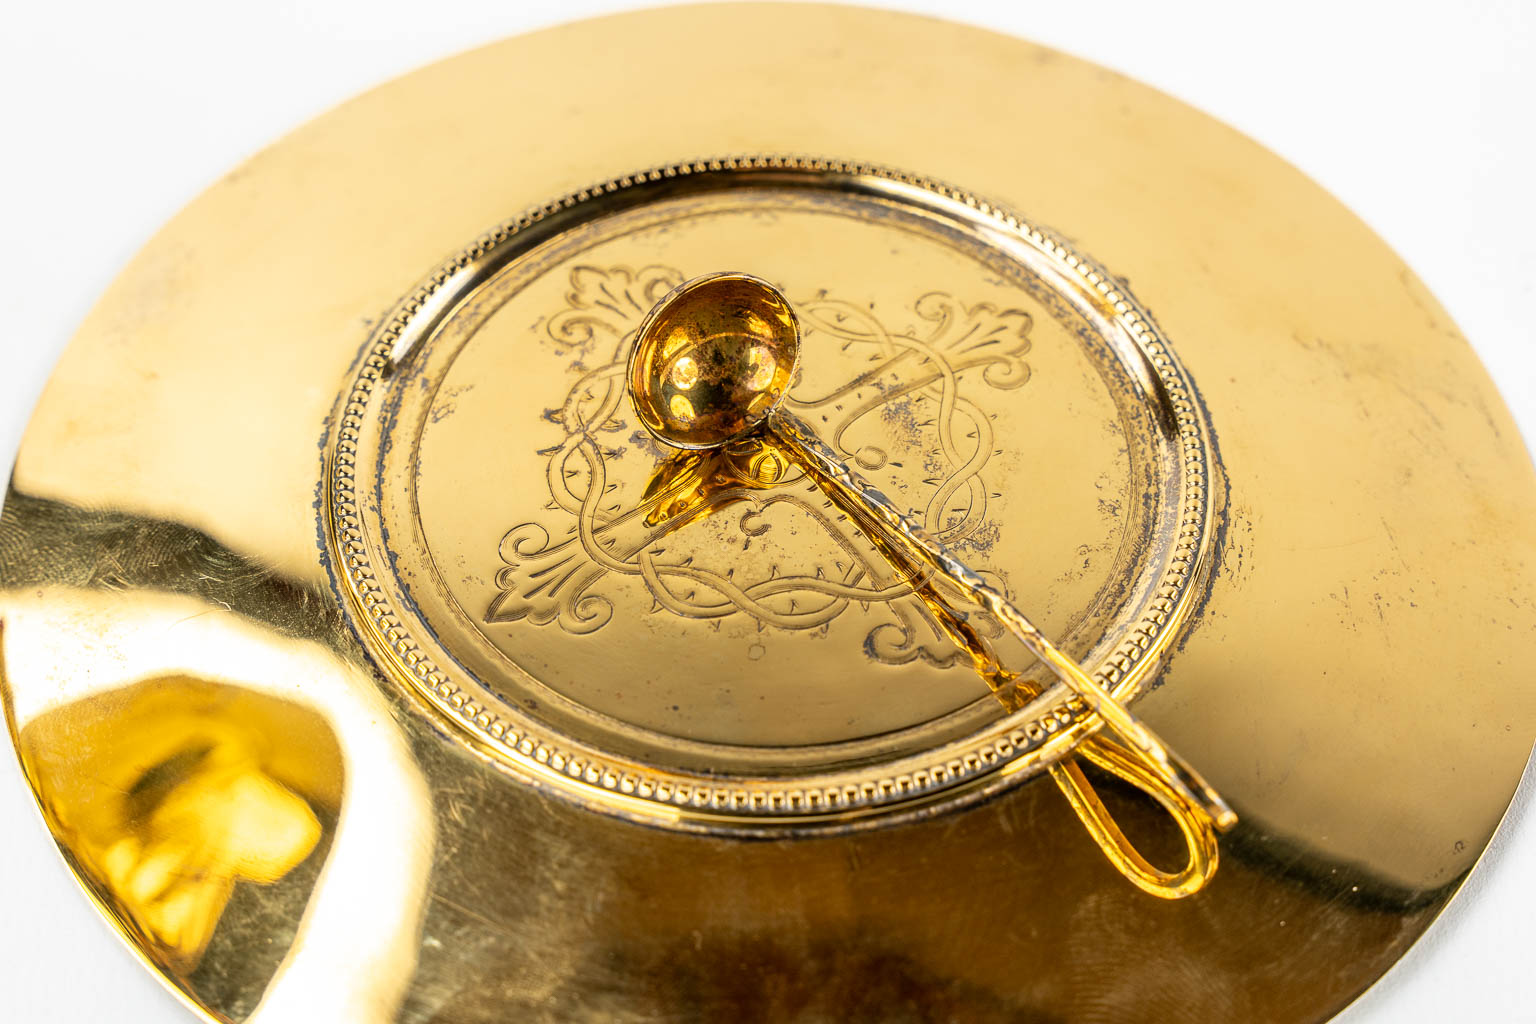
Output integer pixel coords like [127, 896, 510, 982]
[325, 154, 1218, 826]
[485, 265, 1033, 666]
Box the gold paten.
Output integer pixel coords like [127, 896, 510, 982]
[3, 5, 1535, 1022]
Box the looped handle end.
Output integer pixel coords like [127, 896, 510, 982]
[1049, 736, 1222, 900]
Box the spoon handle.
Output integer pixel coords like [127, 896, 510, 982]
[767, 407, 1237, 833]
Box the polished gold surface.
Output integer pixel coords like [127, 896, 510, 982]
[2, 5, 1534, 1022]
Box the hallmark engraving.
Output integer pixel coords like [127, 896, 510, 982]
[486, 265, 1033, 664]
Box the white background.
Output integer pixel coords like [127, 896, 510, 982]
[1, 2, 1532, 1020]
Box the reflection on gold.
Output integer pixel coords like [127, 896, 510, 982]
[745, 344, 776, 392]
[669, 354, 699, 390]
[1, 583, 435, 1023]
[18, 676, 342, 974]
[640, 436, 793, 530]
[667, 393, 696, 423]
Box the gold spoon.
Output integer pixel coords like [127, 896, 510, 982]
[627, 271, 1236, 895]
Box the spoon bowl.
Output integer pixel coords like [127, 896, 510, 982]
[627, 272, 800, 449]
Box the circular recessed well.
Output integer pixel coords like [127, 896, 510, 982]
[325, 156, 1220, 830]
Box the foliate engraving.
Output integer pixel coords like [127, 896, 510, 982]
[484, 265, 1033, 664]
[326, 155, 1219, 827]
